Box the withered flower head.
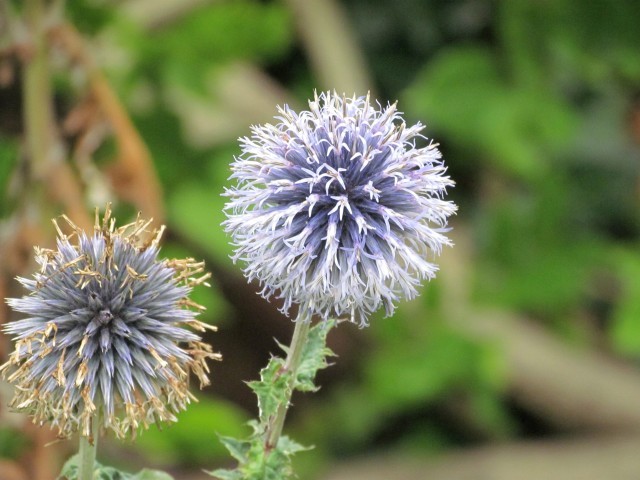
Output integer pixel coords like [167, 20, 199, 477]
[1, 206, 220, 439]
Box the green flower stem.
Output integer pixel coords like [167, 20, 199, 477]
[264, 314, 312, 450]
[78, 416, 98, 480]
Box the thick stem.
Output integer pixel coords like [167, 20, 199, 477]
[77, 416, 98, 480]
[265, 313, 312, 450]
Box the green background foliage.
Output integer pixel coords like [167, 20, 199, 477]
[2, 0, 640, 478]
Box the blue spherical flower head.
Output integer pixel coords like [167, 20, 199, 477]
[1, 206, 220, 439]
[224, 92, 457, 325]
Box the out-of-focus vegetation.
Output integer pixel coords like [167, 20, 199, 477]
[1, 0, 640, 479]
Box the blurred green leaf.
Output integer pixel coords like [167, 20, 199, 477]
[168, 181, 231, 266]
[134, 108, 210, 189]
[299, 300, 509, 453]
[366, 314, 502, 409]
[611, 250, 640, 355]
[551, 0, 640, 84]
[404, 46, 577, 181]
[474, 173, 602, 317]
[135, 398, 249, 465]
[0, 138, 18, 218]
[0, 426, 29, 459]
[160, 242, 231, 325]
[139, 1, 292, 94]
[65, 0, 115, 33]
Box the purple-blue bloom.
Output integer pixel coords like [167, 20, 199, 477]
[223, 92, 457, 325]
[1, 207, 219, 439]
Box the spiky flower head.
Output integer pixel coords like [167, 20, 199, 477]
[1, 206, 220, 439]
[223, 91, 457, 325]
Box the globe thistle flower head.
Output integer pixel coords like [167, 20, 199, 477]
[223, 91, 457, 325]
[1, 206, 220, 439]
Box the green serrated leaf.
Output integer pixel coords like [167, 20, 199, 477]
[249, 357, 290, 422]
[207, 468, 244, 480]
[277, 435, 311, 455]
[211, 321, 334, 479]
[295, 320, 336, 392]
[57, 457, 173, 480]
[57, 454, 79, 480]
[129, 470, 174, 480]
[96, 465, 129, 480]
[134, 397, 248, 464]
[218, 435, 251, 463]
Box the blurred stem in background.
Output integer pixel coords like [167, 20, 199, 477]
[12, 0, 93, 229]
[23, 0, 55, 192]
[22, 4, 64, 476]
[283, 0, 372, 94]
[20, 3, 102, 475]
[3, 1, 78, 478]
[0, 0, 167, 477]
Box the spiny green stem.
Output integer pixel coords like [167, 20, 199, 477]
[78, 416, 98, 480]
[264, 313, 312, 450]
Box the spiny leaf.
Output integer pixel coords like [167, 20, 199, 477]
[218, 435, 251, 463]
[129, 470, 175, 480]
[248, 357, 289, 423]
[295, 320, 336, 392]
[277, 435, 311, 456]
[57, 456, 174, 480]
[206, 469, 244, 480]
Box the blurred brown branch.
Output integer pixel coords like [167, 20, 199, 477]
[123, 0, 216, 31]
[51, 22, 164, 224]
[440, 224, 640, 432]
[283, 0, 373, 95]
[0, 459, 28, 480]
[1, 5, 169, 479]
[324, 434, 640, 480]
